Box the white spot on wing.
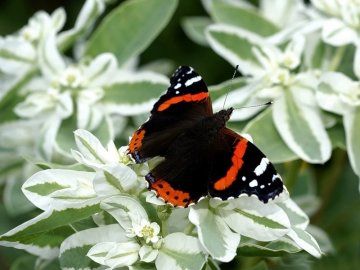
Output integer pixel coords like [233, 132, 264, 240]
[254, 158, 269, 176]
[272, 174, 281, 182]
[249, 179, 258, 187]
[185, 76, 201, 86]
[175, 90, 179, 94]
[260, 185, 265, 189]
[242, 176, 246, 181]
[174, 83, 181, 89]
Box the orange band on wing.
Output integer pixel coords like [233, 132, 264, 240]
[151, 180, 191, 207]
[213, 139, 248, 191]
[157, 92, 209, 111]
[129, 129, 146, 152]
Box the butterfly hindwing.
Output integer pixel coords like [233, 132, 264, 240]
[208, 128, 284, 203]
[128, 66, 212, 163]
[145, 129, 211, 207]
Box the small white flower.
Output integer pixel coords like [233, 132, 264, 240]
[128, 219, 161, 244]
[58, 66, 85, 88]
[270, 68, 292, 86]
[118, 146, 134, 165]
[281, 51, 300, 70]
[20, 24, 41, 42]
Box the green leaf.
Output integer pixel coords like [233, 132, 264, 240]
[238, 238, 301, 257]
[103, 74, 168, 115]
[4, 177, 36, 216]
[0, 69, 36, 119]
[221, 197, 290, 242]
[288, 228, 322, 258]
[85, 0, 178, 66]
[59, 225, 127, 270]
[210, 0, 279, 37]
[272, 88, 331, 163]
[278, 199, 309, 230]
[157, 233, 206, 270]
[182, 17, 212, 46]
[0, 202, 101, 258]
[344, 107, 360, 177]
[206, 24, 268, 76]
[188, 199, 240, 262]
[22, 169, 96, 210]
[58, 0, 105, 51]
[101, 195, 148, 231]
[208, 77, 247, 101]
[243, 108, 298, 163]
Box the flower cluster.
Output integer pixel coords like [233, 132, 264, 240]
[0, 130, 321, 269]
[0, 0, 170, 217]
[183, 0, 360, 181]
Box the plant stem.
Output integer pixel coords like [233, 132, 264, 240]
[329, 46, 346, 71]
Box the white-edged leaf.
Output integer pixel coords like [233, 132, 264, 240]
[0, 37, 35, 74]
[103, 71, 168, 115]
[73, 129, 115, 167]
[306, 225, 334, 254]
[278, 198, 309, 230]
[59, 224, 127, 270]
[343, 107, 360, 177]
[189, 199, 240, 262]
[210, 0, 279, 37]
[84, 53, 118, 87]
[287, 228, 322, 258]
[243, 108, 298, 163]
[322, 18, 358, 46]
[238, 237, 301, 256]
[206, 24, 270, 76]
[0, 201, 101, 258]
[4, 173, 36, 216]
[221, 197, 290, 242]
[94, 164, 138, 196]
[101, 195, 148, 231]
[87, 240, 140, 268]
[156, 232, 206, 270]
[212, 79, 264, 120]
[38, 30, 65, 79]
[182, 17, 212, 46]
[51, 7, 66, 32]
[85, 0, 178, 66]
[272, 86, 331, 163]
[317, 72, 357, 114]
[58, 0, 105, 51]
[22, 169, 96, 210]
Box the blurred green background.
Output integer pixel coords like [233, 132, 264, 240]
[0, 0, 359, 269]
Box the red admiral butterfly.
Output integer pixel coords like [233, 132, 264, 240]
[129, 66, 284, 207]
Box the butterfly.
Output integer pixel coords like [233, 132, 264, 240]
[128, 66, 285, 207]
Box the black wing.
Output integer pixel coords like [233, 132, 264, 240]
[208, 128, 285, 203]
[128, 66, 212, 162]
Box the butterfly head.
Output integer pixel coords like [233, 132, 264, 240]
[216, 107, 234, 123]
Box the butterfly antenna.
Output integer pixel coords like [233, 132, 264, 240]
[233, 101, 273, 110]
[222, 65, 240, 109]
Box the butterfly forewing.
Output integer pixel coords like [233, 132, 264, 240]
[128, 66, 212, 162]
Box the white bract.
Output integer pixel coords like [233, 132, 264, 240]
[312, 0, 360, 46]
[207, 24, 331, 163]
[0, 130, 322, 269]
[317, 71, 360, 178]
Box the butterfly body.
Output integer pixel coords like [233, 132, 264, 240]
[129, 66, 285, 207]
